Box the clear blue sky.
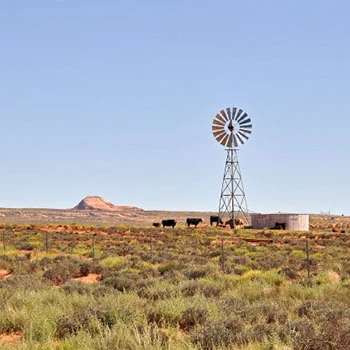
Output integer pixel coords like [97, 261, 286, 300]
[1, 1, 349, 214]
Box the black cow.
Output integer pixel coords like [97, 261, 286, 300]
[210, 215, 223, 226]
[161, 219, 176, 228]
[152, 222, 161, 228]
[271, 222, 286, 230]
[186, 218, 203, 227]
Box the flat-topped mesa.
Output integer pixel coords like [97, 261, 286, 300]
[73, 196, 143, 212]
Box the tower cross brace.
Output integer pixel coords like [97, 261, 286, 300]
[218, 148, 250, 228]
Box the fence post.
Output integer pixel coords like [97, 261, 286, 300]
[45, 231, 49, 254]
[305, 239, 310, 280]
[2, 230, 5, 252]
[220, 238, 225, 273]
[91, 234, 95, 259]
[150, 232, 153, 263]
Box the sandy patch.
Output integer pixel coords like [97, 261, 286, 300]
[73, 273, 100, 284]
[327, 271, 341, 283]
[0, 332, 22, 345]
[0, 269, 11, 280]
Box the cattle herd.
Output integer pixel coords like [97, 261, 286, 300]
[152, 216, 245, 229]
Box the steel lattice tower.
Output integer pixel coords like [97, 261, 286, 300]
[218, 148, 250, 227]
[212, 107, 252, 228]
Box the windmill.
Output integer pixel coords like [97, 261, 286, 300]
[212, 107, 252, 228]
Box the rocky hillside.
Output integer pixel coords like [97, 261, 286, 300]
[73, 196, 143, 212]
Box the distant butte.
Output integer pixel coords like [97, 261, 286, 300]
[73, 196, 143, 212]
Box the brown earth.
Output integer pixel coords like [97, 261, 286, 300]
[73, 274, 100, 284]
[0, 332, 22, 345]
[0, 269, 11, 280]
[0, 206, 217, 227]
[0, 197, 349, 229]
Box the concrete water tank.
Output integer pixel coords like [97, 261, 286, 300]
[251, 213, 309, 231]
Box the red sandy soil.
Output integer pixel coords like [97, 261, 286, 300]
[0, 269, 11, 280]
[0, 332, 22, 345]
[73, 273, 100, 284]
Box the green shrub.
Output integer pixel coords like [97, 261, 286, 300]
[61, 280, 92, 295]
[184, 267, 207, 280]
[1, 274, 50, 291]
[100, 256, 127, 269]
[101, 270, 142, 292]
[179, 306, 208, 331]
[158, 262, 186, 275]
[191, 322, 235, 350]
[181, 280, 223, 298]
[43, 262, 81, 284]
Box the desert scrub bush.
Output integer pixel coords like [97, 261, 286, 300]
[230, 263, 251, 275]
[178, 306, 208, 331]
[183, 266, 207, 280]
[228, 280, 269, 303]
[56, 304, 118, 339]
[289, 306, 350, 350]
[0, 254, 14, 270]
[0, 307, 27, 334]
[137, 280, 180, 301]
[233, 247, 250, 256]
[191, 319, 245, 350]
[0, 274, 51, 291]
[115, 224, 129, 232]
[203, 262, 220, 275]
[100, 256, 128, 269]
[158, 261, 186, 276]
[311, 251, 324, 261]
[100, 269, 145, 292]
[241, 269, 284, 286]
[79, 261, 92, 277]
[0, 289, 68, 342]
[43, 257, 82, 284]
[181, 279, 224, 298]
[10, 290, 144, 343]
[61, 280, 93, 295]
[109, 294, 147, 327]
[59, 322, 192, 350]
[278, 266, 299, 280]
[146, 297, 193, 328]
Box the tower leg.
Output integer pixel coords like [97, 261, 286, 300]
[218, 149, 250, 228]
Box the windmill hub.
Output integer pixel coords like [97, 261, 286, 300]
[228, 121, 234, 133]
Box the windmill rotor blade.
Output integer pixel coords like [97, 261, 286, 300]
[237, 112, 248, 123]
[236, 133, 244, 145]
[213, 119, 225, 127]
[232, 107, 237, 120]
[220, 110, 229, 121]
[226, 107, 231, 119]
[238, 131, 249, 140]
[240, 128, 252, 134]
[239, 124, 252, 129]
[214, 133, 227, 142]
[215, 113, 227, 124]
[226, 134, 233, 148]
[235, 109, 243, 121]
[213, 129, 226, 138]
[212, 125, 225, 131]
[239, 118, 251, 125]
[233, 134, 238, 148]
[216, 132, 228, 143]
[220, 133, 229, 146]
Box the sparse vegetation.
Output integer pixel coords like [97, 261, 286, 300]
[0, 219, 350, 348]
